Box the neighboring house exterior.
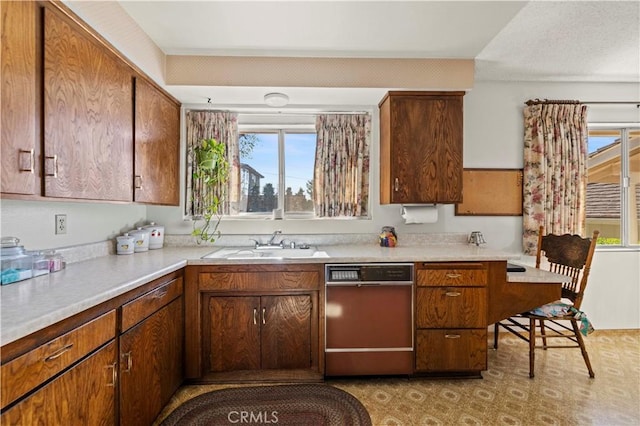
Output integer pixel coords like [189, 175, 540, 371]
[587, 136, 640, 243]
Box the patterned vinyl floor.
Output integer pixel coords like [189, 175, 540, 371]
[156, 330, 640, 426]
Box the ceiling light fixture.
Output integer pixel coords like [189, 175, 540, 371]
[264, 92, 289, 107]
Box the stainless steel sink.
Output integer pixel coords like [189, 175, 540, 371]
[202, 247, 329, 260]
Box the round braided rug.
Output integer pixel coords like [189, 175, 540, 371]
[160, 384, 372, 426]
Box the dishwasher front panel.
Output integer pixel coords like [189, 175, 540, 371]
[325, 284, 413, 349]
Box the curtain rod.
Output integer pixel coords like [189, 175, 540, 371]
[187, 108, 371, 116]
[525, 99, 640, 106]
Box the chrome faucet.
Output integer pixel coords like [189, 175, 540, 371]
[267, 230, 282, 246]
[251, 230, 284, 249]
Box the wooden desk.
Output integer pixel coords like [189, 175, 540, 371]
[488, 262, 567, 325]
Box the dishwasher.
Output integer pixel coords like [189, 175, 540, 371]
[325, 263, 414, 376]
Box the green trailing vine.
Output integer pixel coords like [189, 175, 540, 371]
[190, 138, 230, 244]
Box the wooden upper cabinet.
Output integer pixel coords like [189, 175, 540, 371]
[379, 91, 464, 204]
[1, 1, 40, 195]
[134, 77, 180, 205]
[43, 7, 133, 201]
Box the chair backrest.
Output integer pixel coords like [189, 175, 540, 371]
[535, 226, 599, 309]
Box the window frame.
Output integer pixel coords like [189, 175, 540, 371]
[236, 124, 317, 220]
[587, 122, 640, 249]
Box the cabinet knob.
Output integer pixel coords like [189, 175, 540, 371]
[18, 149, 34, 173]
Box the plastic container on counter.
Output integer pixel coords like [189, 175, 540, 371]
[27, 251, 51, 277]
[43, 250, 65, 273]
[1, 237, 33, 285]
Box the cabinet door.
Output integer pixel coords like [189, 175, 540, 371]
[261, 295, 312, 370]
[119, 297, 183, 426]
[43, 8, 133, 201]
[1, 341, 117, 425]
[205, 296, 261, 372]
[1, 1, 39, 195]
[134, 77, 180, 205]
[382, 92, 463, 204]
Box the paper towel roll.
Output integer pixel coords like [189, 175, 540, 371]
[401, 205, 438, 224]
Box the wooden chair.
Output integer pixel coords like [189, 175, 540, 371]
[493, 226, 599, 378]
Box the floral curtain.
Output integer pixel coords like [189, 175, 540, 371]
[314, 114, 371, 217]
[185, 111, 240, 217]
[522, 102, 589, 254]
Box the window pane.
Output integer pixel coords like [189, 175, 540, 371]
[630, 130, 640, 244]
[587, 131, 622, 244]
[239, 133, 278, 213]
[284, 133, 316, 214]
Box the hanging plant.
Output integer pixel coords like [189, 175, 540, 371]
[190, 138, 229, 244]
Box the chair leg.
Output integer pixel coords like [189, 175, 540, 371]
[493, 322, 499, 349]
[571, 319, 595, 378]
[540, 319, 548, 349]
[529, 317, 536, 378]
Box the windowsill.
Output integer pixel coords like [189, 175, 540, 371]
[595, 245, 640, 252]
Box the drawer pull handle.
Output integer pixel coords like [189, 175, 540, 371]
[445, 273, 462, 279]
[262, 307, 266, 325]
[122, 351, 132, 373]
[106, 362, 117, 387]
[445, 334, 461, 339]
[445, 291, 461, 297]
[44, 343, 73, 361]
[394, 177, 399, 192]
[134, 175, 142, 189]
[18, 149, 34, 173]
[44, 155, 58, 177]
[152, 288, 169, 299]
[253, 308, 257, 325]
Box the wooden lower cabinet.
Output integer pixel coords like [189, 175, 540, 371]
[416, 329, 487, 372]
[119, 278, 184, 426]
[203, 294, 312, 373]
[186, 264, 322, 382]
[415, 262, 488, 375]
[1, 340, 117, 425]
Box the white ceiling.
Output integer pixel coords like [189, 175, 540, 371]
[116, 0, 640, 105]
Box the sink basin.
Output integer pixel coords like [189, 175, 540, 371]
[202, 247, 329, 260]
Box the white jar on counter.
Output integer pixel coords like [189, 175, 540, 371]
[116, 233, 135, 255]
[143, 222, 164, 250]
[129, 227, 150, 252]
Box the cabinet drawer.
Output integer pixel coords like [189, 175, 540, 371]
[415, 329, 487, 372]
[199, 271, 319, 291]
[121, 277, 183, 332]
[417, 263, 487, 287]
[1, 310, 116, 409]
[416, 287, 486, 328]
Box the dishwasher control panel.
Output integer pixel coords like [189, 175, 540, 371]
[325, 263, 414, 284]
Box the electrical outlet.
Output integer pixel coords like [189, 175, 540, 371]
[55, 214, 67, 235]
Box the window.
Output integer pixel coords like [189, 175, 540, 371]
[587, 125, 640, 246]
[185, 110, 371, 221]
[237, 130, 316, 217]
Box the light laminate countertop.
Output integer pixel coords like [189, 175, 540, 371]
[0, 244, 565, 347]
